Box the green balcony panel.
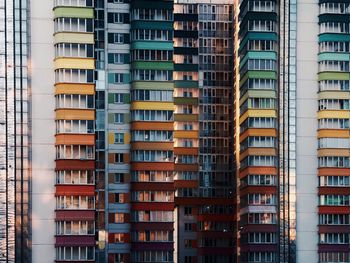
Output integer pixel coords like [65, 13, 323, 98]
[318, 72, 350, 81]
[174, 97, 198, 105]
[174, 114, 198, 122]
[318, 52, 350, 62]
[131, 21, 173, 30]
[131, 81, 174, 91]
[319, 33, 350, 43]
[240, 71, 277, 86]
[131, 61, 174, 70]
[174, 80, 199, 88]
[131, 41, 173, 51]
[54, 7, 94, 19]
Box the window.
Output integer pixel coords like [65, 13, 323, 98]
[114, 193, 126, 203]
[184, 223, 193, 232]
[115, 153, 124, 163]
[108, 33, 130, 44]
[114, 113, 124, 124]
[107, 13, 130, 24]
[184, 239, 193, 248]
[114, 233, 126, 243]
[114, 93, 124, 103]
[114, 173, 125, 183]
[114, 133, 124, 144]
[184, 207, 192, 215]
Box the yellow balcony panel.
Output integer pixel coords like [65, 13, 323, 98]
[54, 32, 94, 44]
[240, 128, 277, 142]
[239, 109, 277, 124]
[108, 132, 131, 145]
[318, 129, 350, 138]
[240, 148, 277, 161]
[318, 110, 350, 119]
[318, 149, 350, 157]
[54, 58, 95, 70]
[318, 91, 350, 100]
[131, 101, 174, 111]
[55, 109, 95, 120]
[55, 83, 95, 95]
[174, 130, 198, 139]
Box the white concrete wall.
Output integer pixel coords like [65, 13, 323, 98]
[296, 0, 319, 262]
[30, 0, 56, 262]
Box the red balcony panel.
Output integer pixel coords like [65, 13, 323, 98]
[197, 214, 235, 222]
[131, 182, 174, 191]
[131, 202, 174, 211]
[319, 206, 350, 214]
[240, 186, 277, 195]
[131, 162, 174, 171]
[56, 160, 95, 170]
[197, 231, 234, 238]
[240, 224, 278, 233]
[55, 210, 95, 221]
[318, 244, 349, 252]
[239, 167, 277, 178]
[318, 168, 350, 176]
[174, 164, 199, 171]
[318, 187, 350, 195]
[55, 185, 95, 196]
[174, 180, 198, 188]
[240, 244, 278, 252]
[56, 261, 94, 263]
[175, 197, 236, 206]
[131, 222, 174, 231]
[55, 235, 95, 246]
[174, 147, 199, 155]
[319, 225, 350, 233]
[131, 242, 174, 251]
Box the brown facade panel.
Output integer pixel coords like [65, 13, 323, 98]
[131, 141, 174, 151]
[55, 134, 95, 145]
[131, 121, 174, 131]
[55, 160, 95, 170]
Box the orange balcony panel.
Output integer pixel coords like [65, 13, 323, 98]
[240, 148, 277, 161]
[240, 128, 277, 142]
[174, 147, 198, 155]
[131, 202, 174, 211]
[319, 206, 350, 214]
[131, 162, 174, 171]
[55, 109, 95, 120]
[240, 185, 277, 195]
[55, 83, 95, 95]
[318, 168, 350, 176]
[174, 164, 199, 171]
[319, 187, 350, 195]
[55, 134, 95, 145]
[55, 185, 95, 196]
[318, 148, 350, 157]
[131, 121, 174, 131]
[56, 160, 95, 170]
[318, 129, 350, 138]
[131, 142, 173, 151]
[239, 167, 277, 178]
[174, 180, 198, 188]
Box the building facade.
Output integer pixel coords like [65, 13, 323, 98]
[0, 0, 349, 263]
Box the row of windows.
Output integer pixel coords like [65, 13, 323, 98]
[54, 0, 93, 7]
[131, 171, 173, 182]
[319, 99, 350, 110]
[319, 176, 350, 187]
[174, 171, 198, 181]
[132, 70, 172, 81]
[319, 252, 349, 263]
[56, 120, 94, 134]
[131, 230, 173, 242]
[319, 41, 350, 53]
[243, 194, 276, 206]
[131, 9, 173, 21]
[55, 43, 93, 58]
[246, 1, 276, 13]
[131, 110, 173, 122]
[240, 117, 277, 132]
[131, 90, 173, 102]
[54, 18, 93, 33]
[245, 252, 276, 263]
[318, 138, 350, 149]
[320, 2, 350, 14]
[320, 233, 349, 244]
[245, 213, 276, 224]
[56, 170, 94, 185]
[56, 196, 95, 210]
[199, 205, 234, 215]
[320, 22, 350, 34]
[242, 174, 276, 186]
[176, 155, 198, 164]
[241, 98, 276, 112]
[132, 191, 174, 202]
[108, 33, 130, 44]
[131, 251, 173, 262]
[318, 118, 349, 129]
[55, 69, 94, 83]
[56, 247, 94, 261]
[174, 21, 198, 31]
[319, 60, 349, 72]
[244, 59, 277, 71]
[131, 211, 173, 222]
[246, 40, 277, 52]
[319, 214, 350, 225]
[198, 221, 234, 232]
[241, 156, 277, 168]
[131, 150, 173, 162]
[244, 233, 276, 244]
[241, 136, 276, 151]
[318, 156, 350, 168]
[56, 145, 94, 160]
[56, 221, 94, 235]
[131, 29, 172, 41]
[131, 49, 173, 62]
[131, 130, 172, 142]
[319, 80, 350, 91]
[56, 94, 94, 109]
[320, 195, 350, 206]
[246, 20, 276, 33]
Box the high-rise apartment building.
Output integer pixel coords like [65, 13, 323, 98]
[1, 0, 349, 263]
